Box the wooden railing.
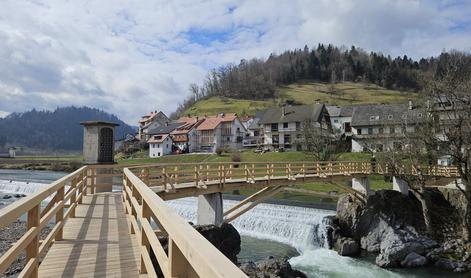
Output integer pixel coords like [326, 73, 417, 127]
[0, 166, 89, 277]
[129, 161, 460, 190]
[123, 168, 247, 278]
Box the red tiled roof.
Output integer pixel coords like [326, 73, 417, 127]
[196, 113, 237, 131]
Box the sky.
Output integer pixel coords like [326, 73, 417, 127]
[0, 0, 470, 124]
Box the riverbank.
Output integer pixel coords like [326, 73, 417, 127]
[0, 221, 51, 277]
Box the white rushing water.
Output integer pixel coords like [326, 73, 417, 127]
[167, 197, 426, 278]
[0, 179, 50, 194]
[168, 197, 333, 252]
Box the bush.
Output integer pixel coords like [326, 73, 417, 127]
[231, 152, 242, 163]
[215, 147, 224, 156]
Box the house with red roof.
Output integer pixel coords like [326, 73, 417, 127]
[193, 113, 246, 153]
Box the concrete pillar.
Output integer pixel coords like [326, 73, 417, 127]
[352, 177, 372, 196]
[197, 193, 223, 226]
[393, 177, 409, 195]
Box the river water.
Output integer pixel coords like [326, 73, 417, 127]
[0, 169, 466, 277]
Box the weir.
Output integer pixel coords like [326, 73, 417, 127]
[0, 159, 460, 277]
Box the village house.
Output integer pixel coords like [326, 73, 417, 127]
[350, 101, 424, 152]
[258, 104, 332, 151]
[147, 122, 182, 157]
[171, 117, 205, 153]
[138, 111, 170, 141]
[148, 134, 173, 157]
[243, 111, 265, 148]
[194, 113, 246, 153]
[326, 105, 354, 136]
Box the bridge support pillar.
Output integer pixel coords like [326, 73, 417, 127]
[393, 177, 409, 195]
[197, 193, 223, 226]
[352, 177, 372, 196]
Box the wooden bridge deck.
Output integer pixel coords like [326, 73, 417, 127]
[38, 192, 141, 277]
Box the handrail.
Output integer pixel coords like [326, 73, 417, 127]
[0, 166, 90, 277]
[127, 161, 460, 189]
[123, 168, 247, 278]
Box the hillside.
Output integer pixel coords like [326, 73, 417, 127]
[0, 106, 135, 151]
[182, 81, 417, 116]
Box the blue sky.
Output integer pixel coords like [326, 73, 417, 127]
[0, 0, 470, 123]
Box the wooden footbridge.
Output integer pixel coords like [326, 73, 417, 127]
[0, 161, 459, 277]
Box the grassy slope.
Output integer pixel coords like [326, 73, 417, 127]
[183, 81, 417, 116]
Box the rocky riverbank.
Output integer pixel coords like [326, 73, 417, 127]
[0, 221, 52, 277]
[330, 189, 471, 273]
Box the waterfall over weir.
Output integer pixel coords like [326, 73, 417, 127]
[167, 197, 335, 252]
[0, 179, 50, 194]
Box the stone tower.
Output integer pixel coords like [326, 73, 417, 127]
[80, 121, 119, 192]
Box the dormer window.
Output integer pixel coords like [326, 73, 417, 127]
[369, 115, 379, 121]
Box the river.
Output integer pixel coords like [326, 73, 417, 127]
[0, 169, 466, 277]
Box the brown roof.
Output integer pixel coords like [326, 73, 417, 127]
[239, 115, 253, 122]
[147, 134, 171, 144]
[171, 120, 203, 135]
[196, 113, 237, 131]
[139, 111, 163, 124]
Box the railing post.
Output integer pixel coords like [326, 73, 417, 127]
[244, 164, 248, 182]
[169, 238, 189, 276]
[55, 185, 65, 241]
[78, 170, 84, 204]
[163, 167, 167, 191]
[90, 168, 95, 195]
[26, 204, 40, 278]
[194, 166, 198, 187]
[70, 177, 77, 218]
[140, 202, 151, 274]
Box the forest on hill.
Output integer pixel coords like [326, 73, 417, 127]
[172, 44, 464, 117]
[0, 106, 135, 151]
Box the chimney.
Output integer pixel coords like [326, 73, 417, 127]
[408, 100, 413, 110]
[281, 106, 286, 116]
[219, 113, 225, 118]
[165, 121, 169, 126]
[196, 116, 199, 121]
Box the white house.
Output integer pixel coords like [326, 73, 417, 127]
[326, 105, 353, 136]
[148, 134, 173, 157]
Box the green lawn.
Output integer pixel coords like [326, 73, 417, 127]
[116, 150, 372, 166]
[183, 81, 418, 117]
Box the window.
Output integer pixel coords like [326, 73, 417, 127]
[227, 137, 230, 142]
[370, 115, 379, 121]
[295, 122, 301, 130]
[157, 144, 160, 148]
[390, 127, 395, 134]
[379, 127, 384, 134]
[166, 144, 169, 148]
[158, 152, 161, 156]
[368, 128, 373, 135]
[334, 119, 339, 123]
[254, 130, 259, 136]
[283, 122, 289, 129]
[357, 128, 362, 135]
[272, 135, 279, 144]
[271, 123, 278, 132]
[284, 134, 291, 144]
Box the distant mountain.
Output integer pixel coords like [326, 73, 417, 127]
[0, 106, 136, 151]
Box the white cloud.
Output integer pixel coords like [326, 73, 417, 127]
[0, 0, 469, 123]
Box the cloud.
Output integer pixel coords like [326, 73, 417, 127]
[0, 0, 469, 123]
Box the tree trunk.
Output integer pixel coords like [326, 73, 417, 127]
[462, 190, 471, 242]
[412, 188, 433, 235]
